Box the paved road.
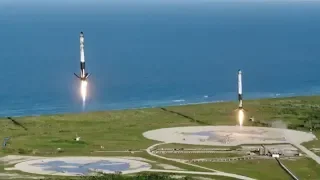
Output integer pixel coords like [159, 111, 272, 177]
[146, 143, 256, 180]
[293, 143, 320, 164]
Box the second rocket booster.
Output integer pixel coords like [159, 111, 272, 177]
[238, 69, 243, 109]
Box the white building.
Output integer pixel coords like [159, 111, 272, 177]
[272, 154, 280, 158]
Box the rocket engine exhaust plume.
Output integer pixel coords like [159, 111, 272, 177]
[81, 80, 88, 103]
[238, 109, 244, 127]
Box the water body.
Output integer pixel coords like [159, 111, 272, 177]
[0, 1, 320, 116]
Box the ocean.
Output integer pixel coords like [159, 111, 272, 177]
[0, 1, 320, 116]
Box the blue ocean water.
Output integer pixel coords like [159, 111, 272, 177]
[0, 1, 320, 116]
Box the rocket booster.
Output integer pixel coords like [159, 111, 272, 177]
[238, 69, 243, 109]
[80, 32, 85, 63]
[74, 32, 90, 80]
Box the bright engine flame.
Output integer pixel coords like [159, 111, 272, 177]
[238, 109, 244, 127]
[81, 80, 88, 103]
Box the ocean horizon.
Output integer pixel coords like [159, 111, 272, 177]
[1, 1, 320, 117]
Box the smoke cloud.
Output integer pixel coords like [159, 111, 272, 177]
[271, 120, 287, 129]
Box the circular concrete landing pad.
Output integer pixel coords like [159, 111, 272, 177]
[14, 157, 151, 176]
[143, 126, 316, 146]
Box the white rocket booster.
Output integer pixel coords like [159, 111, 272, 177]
[74, 32, 90, 80]
[80, 32, 85, 63]
[238, 69, 243, 109]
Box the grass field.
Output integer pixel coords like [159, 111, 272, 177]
[199, 158, 309, 180]
[1, 95, 320, 179]
[280, 157, 320, 179]
[2, 95, 320, 155]
[196, 157, 320, 180]
[196, 159, 291, 180]
[161, 153, 242, 159]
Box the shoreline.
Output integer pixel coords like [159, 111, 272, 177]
[2, 94, 319, 118]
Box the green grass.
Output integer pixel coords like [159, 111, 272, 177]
[1, 108, 201, 155]
[280, 158, 320, 180]
[41, 173, 239, 180]
[196, 159, 292, 180]
[302, 132, 320, 148]
[161, 153, 241, 159]
[2, 95, 320, 179]
[2, 95, 320, 155]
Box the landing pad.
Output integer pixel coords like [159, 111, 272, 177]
[143, 126, 316, 146]
[14, 157, 151, 176]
